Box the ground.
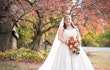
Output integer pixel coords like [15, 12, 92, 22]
[0, 52, 110, 70]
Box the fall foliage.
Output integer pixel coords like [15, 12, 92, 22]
[0, 0, 110, 51]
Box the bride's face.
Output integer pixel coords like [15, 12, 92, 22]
[64, 17, 71, 26]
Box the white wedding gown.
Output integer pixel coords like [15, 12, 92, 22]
[38, 28, 94, 70]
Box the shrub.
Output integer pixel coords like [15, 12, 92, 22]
[0, 48, 48, 62]
[17, 23, 34, 48]
[82, 32, 100, 47]
[99, 29, 110, 47]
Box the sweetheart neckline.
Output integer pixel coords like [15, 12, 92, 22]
[65, 28, 76, 30]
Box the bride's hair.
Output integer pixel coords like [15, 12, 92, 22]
[63, 15, 75, 29]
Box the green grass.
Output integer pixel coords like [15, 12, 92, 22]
[87, 51, 110, 68]
[92, 60, 110, 67]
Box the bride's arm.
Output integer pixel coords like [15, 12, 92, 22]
[74, 26, 82, 44]
[58, 26, 67, 45]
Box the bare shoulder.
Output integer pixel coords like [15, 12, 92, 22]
[74, 26, 78, 29]
[74, 26, 79, 30]
[59, 26, 64, 31]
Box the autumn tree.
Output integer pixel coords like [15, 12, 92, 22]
[0, 0, 72, 51]
[71, 0, 110, 36]
[70, 0, 110, 46]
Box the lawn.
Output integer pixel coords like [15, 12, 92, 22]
[89, 52, 110, 70]
[0, 52, 110, 70]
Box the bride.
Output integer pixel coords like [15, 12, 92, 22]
[38, 15, 94, 70]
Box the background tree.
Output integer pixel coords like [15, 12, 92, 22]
[71, 0, 110, 36]
[0, 0, 17, 52]
[14, 0, 72, 50]
[70, 0, 110, 47]
[0, 0, 72, 51]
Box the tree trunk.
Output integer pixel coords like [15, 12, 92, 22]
[0, 33, 11, 51]
[0, 22, 13, 52]
[31, 34, 42, 51]
[12, 26, 17, 49]
[0, 0, 14, 52]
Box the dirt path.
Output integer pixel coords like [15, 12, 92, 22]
[83, 47, 110, 52]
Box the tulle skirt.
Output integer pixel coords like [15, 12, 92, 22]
[38, 43, 94, 70]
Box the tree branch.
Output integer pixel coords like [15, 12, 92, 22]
[16, 0, 26, 13]
[41, 24, 58, 34]
[26, 0, 37, 6]
[20, 18, 39, 29]
[41, 17, 60, 28]
[20, 18, 34, 24]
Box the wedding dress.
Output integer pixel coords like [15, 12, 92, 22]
[38, 17, 94, 70]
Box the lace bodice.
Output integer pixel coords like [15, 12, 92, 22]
[63, 28, 78, 40]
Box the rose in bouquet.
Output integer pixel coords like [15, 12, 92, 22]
[67, 36, 80, 54]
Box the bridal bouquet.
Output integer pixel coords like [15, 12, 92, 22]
[67, 36, 80, 54]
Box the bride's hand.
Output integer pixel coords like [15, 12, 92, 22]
[62, 40, 67, 45]
[65, 40, 68, 45]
